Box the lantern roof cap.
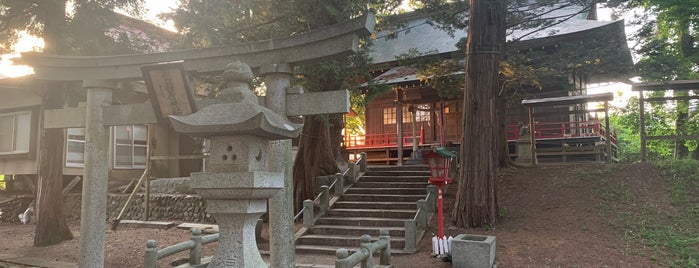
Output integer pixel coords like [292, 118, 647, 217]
[422, 147, 457, 159]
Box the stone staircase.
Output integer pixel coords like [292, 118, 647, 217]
[295, 164, 431, 254]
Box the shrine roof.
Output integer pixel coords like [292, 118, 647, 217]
[369, 4, 622, 65]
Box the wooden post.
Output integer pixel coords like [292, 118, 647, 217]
[639, 90, 647, 162]
[396, 88, 404, 166]
[411, 106, 418, 157]
[528, 107, 536, 166]
[604, 101, 612, 163]
[144, 174, 150, 221]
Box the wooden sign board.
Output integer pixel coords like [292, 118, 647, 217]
[141, 61, 197, 121]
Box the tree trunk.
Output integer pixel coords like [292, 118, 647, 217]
[34, 0, 73, 246]
[34, 82, 74, 246]
[451, 0, 505, 228]
[292, 115, 340, 211]
[675, 97, 689, 158]
[329, 114, 346, 164]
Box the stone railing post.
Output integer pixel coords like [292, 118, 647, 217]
[189, 228, 202, 266]
[334, 173, 344, 197]
[417, 200, 427, 229]
[335, 249, 352, 268]
[426, 185, 438, 213]
[348, 162, 358, 183]
[303, 199, 314, 227]
[144, 240, 158, 268]
[403, 219, 417, 253]
[378, 229, 391, 265]
[359, 152, 368, 172]
[320, 185, 330, 213]
[360, 235, 374, 268]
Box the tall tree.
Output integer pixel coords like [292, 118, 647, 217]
[450, 0, 506, 227]
[0, 0, 144, 246]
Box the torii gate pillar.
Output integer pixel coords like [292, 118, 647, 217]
[78, 80, 115, 268]
[260, 63, 295, 267]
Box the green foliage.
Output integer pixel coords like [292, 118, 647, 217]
[608, 0, 699, 81]
[609, 95, 699, 162]
[0, 0, 146, 55]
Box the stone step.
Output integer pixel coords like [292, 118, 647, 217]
[340, 194, 425, 203]
[297, 234, 406, 249]
[352, 181, 429, 189]
[345, 187, 427, 195]
[295, 244, 412, 255]
[364, 171, 431, 177]
[359, 175, 430, 183]
[367, 165, 429, 171]
[306, 225, 406, 237]
[333, 201, 416, 210]
[315, 216, 407, 227]
[294, 164, 432, 256]
[325, 208, 416, 218]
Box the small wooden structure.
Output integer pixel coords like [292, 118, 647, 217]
[521, 92, 616, 164]
[632, 79, 699, 162]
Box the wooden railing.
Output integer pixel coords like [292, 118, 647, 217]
[507, 120, 617, 143]
[344, 130, 425, 149]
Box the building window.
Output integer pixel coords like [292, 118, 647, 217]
[383, 107, 396, 124]
[66, 128, 85, 167]
[414, 104, 431, 122]
[444, 102, 459, 114]
[0, 111, 31, 155]
[383, 105, 432, 125]
[113, 125, 148, 169]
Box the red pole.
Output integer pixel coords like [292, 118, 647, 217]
[437, 185, 445, 238]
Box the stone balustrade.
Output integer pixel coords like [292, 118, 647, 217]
[334, 229, 391, 268]
[144, 228, 220, 268]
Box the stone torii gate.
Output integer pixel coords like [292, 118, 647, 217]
[17, 13, 375, 268]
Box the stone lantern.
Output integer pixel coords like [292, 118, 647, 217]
[169, 61, 302, 267]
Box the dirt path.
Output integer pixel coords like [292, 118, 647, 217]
[0, 163, 663, 267]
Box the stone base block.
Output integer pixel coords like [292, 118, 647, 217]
[451, 234, 496, 268]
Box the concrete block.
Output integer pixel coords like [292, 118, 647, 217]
[177, 223, 219, 233]
[451, 234, 496, 268]
[117, 220, 175, 229]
